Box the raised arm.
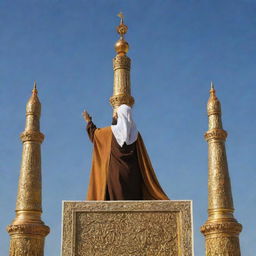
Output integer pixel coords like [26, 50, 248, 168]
[82, 110, 97, 142]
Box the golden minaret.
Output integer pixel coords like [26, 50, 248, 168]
[7, 82, 50, 256]
[110, 12, 134, 115]
[200, 82, 242, 255]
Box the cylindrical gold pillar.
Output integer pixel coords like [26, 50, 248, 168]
[109, 13, 134, 115]
[201, 83, 242, 255]
[7, 82, 50, 256]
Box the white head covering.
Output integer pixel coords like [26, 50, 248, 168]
[111, 104, 138, 147]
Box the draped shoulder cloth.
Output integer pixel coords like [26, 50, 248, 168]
[87, 126, 169, 200]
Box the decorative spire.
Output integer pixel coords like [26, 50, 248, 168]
[117, 12, 128, 38]
[201, 83, 242, 255]
[110, 13, 134, 115]
[33, 80, 37, 92]
[7, 83, 50, 255]
[210, 81, 214, 90]
[115, 12, 129, 55]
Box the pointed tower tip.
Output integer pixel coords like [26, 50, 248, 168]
[209, 81, 216, 96]
[210, 81, 214, 90]
[117, 12, 124, 24]
[32, 81, 38, 95]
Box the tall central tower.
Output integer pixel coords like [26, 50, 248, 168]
[110, 13, 134, 115]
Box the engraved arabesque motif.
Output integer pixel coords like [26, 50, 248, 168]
[113, 55, 131, 70]
[76, 212, 178, 256]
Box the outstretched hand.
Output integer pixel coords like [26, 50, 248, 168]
[82, 110, 92, 123]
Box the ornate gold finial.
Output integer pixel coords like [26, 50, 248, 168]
[117, 12, 128, 37]
[207, 81, 221, 116]
[115, 12, 129, 55]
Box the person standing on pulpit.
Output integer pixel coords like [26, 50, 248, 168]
[83, 104, 169, 201]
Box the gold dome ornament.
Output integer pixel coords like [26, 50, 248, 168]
[115, 39, 129, 55]
[115, 12, 129, 55]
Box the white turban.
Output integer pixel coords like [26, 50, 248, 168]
[111, 104, 138, 147]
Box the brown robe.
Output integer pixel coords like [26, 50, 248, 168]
[86, 121, 169, 201]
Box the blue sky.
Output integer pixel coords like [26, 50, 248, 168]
[0, 0, 255, 255]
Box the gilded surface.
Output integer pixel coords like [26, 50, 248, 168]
[205, 236, 241, 256]
[113, 67, 131, 94]
[9, 238, 45, 256]
[208, 115, 223, 130]
[111, 55, 132, 108]
[208, 141, 233, 210]
[204, 129, 227, 141]
[201, 85, 242, 256]
[113, 55, 131, 70]
[16, 143, 42, 210]
[7, 223, 50, 236]
[207, 84, 221, 116]
[201, 222, 242, 235]
[7, 84, 50, 256]
[62, 201, 193, 256]
[20, 130, 44, 143]
[110, 54, 134, 111]
[109, 94, 134, 108]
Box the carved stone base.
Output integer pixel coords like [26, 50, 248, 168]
[62, 200, 193, 256]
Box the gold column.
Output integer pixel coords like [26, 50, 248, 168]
[7, 82, 50, 256]
[200, 82, 242, 255]
[109, 13, 134, 115]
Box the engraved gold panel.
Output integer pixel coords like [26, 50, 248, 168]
[62, 201, 193, 256]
